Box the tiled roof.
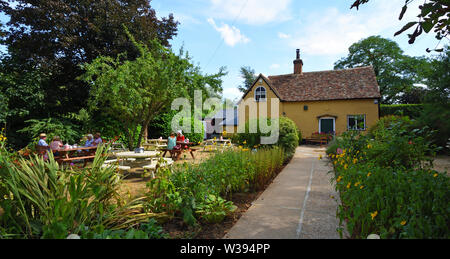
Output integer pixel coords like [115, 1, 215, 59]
[264, 66, 381, 102]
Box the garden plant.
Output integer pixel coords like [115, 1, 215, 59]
[327, 116, 449, 239]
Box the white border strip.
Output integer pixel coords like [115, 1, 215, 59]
[296, 159, 315, 238]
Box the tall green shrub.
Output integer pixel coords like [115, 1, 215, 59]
[238, 117, 299, 158]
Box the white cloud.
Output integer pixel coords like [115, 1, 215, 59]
[209, 0, 292, 25]
[278, 32, 291, 39]
[223, 87, 243, 100]
[285, 0, 424, 56]
[207, 18, 250, 47]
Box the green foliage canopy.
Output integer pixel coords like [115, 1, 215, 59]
[81, 29, 225, 150]
[334, 36, 430, 104]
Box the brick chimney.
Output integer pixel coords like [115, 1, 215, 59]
[293, 49, 303, 74]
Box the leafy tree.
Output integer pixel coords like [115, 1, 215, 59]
[238, 66, 257, 93]
[418, 46, 450, 150]
[350, 0, 449, 51]
[81, 29, 225, 150]
[18, 118, 81, 146]
[0, 57, 48, 147]
[0, 92, 7, 125]
[0, 0, 179, 117]
[398, 86, 429, 104]
[334, 36, 430, 104]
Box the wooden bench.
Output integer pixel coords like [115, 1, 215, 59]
[161, 149, 182, 158]
[60, 155, 96, 167]
[161, 148, 197, 161]
[305, 133, 330, 146]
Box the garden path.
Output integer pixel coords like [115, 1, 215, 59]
[224, 146, 341, 239]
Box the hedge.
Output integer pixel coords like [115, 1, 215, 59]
[380, 104, 423, 119]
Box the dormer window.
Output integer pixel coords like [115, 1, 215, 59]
[255, 86, 266, 102]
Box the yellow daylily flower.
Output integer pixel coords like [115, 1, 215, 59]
[370, 211, 378, 220]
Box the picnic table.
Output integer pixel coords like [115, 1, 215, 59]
[109, 143, 128, 153]
[56, 146, 98, 167]
[111, 150, 160, 172]
[203, 139, 232, 151]
[143, 139, 168, 150]
[161, 141, 198, 161]
[114, 151, 160, 161]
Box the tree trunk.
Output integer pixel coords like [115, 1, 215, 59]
[136, 116, 152, 150]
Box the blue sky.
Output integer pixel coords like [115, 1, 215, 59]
[0, 0, 442, 101]
[151, 0, 441, 101]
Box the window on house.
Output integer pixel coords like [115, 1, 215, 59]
[255, 86, 266, 102]
[348, 115, 366, 131]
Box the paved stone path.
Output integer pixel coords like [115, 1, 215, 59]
[224, 146, 341, 239]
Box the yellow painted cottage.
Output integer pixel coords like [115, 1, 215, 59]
[237, 49, 381, 139]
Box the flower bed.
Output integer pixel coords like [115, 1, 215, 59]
[327, 117, 449, 239]
[0, 135, 288, 238]
[143, 147, 287, 227]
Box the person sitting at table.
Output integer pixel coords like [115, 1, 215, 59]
[93, 133, 103, 146]
[38, 133, 49, 147]
[168, 132, 177, 150]
[176, 130, 185, 142]
[50, 136, 63, 156]
[37, 133, 50, 160]
[168, 132, 181, 159]
[85, 134, 94, 147]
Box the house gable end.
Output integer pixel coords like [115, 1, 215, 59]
[239, 74, 282, 104]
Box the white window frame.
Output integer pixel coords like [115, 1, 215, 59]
[347, 115, 366, 131]
[254, 86, 267, 102]
[319, 117, 336, 134]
